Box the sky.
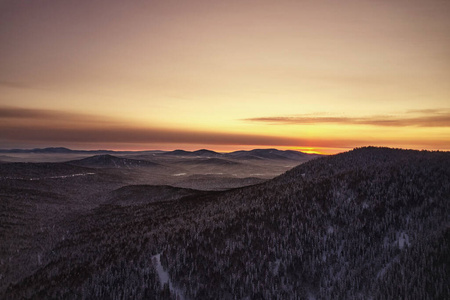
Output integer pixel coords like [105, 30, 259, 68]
[1, 0, 449, 154]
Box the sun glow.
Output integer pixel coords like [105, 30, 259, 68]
[292, 148, 330, 155]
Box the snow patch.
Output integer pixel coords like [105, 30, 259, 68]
[395, 232, 410, 249]
[376, 256, 400, 280]
[307, 291, 316, 300]
[152, 254, 185, 299]
[327, 226, 334, 234]
[383, 232, 411, 250]
[272, 259, 281, 275]
[2, 172, 95, 181]
[48, 172, 96, 179]
[173, 173, 187, 176]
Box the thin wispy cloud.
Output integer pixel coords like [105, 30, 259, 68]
[243, 110, 450, 127]
[0, 106, 119, 125]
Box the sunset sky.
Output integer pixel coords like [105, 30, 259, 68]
[1, 0, 449, 154]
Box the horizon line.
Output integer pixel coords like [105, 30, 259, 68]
[1, 145, 449, 156]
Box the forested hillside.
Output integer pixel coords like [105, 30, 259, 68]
[3, 147, 449, 299]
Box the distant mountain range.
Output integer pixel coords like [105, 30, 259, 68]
[226, 148, 315, 160]
[0, 147, 164, 155]
[0, 147, 320, 161]
[158, 148, 318, 160]
[161, 149, 223, 157]
[0, 147, 113, 154]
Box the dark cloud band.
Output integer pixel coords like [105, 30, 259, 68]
[1, 125, 360, 148]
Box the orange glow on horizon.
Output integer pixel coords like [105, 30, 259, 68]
[56, 143, 348, 155]
[291, 147, 336, 155]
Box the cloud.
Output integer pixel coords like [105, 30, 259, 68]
[0, 106, 118, 125]
[0, 107, 69, 119]
[0, 107, 324, 147]
[3, 123, 448, 151]
[243, 110, 450, 127]
[0, 107, 364, 148]
[1, 106, 448, 151]
[0, 124, 356, 147]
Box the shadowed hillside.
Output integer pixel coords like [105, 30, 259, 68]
[68, 154, 160, 168]
[2, 147, 449, 299]
[106, 185, 206, 206]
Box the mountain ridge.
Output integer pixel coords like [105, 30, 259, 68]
[0, 147, 320, 160]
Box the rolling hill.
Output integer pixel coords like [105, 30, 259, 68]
[161, 149, 221, 157]
[68, 154, 160, 168]
[106, 185, 206, 206]
[226, 148, 317, 160]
